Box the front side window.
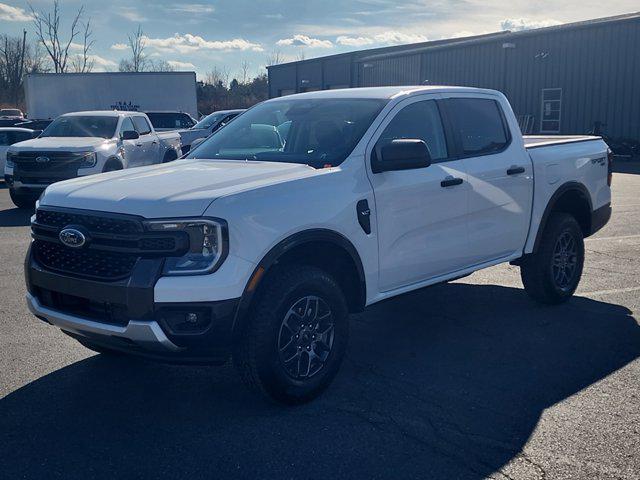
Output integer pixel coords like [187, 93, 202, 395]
[187, 98, 387, 168]
[132, 116, 152, 135]
[375, 100, 448, 161]
[193, 113, 225, 130]
[40, 116, 118, 139]
[445, 98, 509, 155]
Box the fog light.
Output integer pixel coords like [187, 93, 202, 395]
[157, 308, 212, 335]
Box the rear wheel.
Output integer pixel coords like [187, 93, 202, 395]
[9, 189, 37, 209]
[233, 265, 349, 404]
[520, 213, 584, 304]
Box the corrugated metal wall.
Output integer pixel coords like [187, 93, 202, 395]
[267, 17, 640, 140]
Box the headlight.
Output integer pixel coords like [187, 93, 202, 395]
[79, 152, 97, 167]
[6, 151, 16, 167]
[144, 218, 228, 275]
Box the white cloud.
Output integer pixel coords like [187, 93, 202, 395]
[500, 18, 562, 32]
[118, 7, 147, 22]
[335, 36, 375, 47]
[276, 35, 333, 48]
[167, 60, 196, 70]
[132, 33, 263, 54]
[166, 4, 215, 14]
[336, 30, 428, 47]
[111, 43, 129, 51]
[0, 2, 33, 22]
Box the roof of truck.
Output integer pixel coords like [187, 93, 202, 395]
[60, 111, 146, 117]
[268, 86, 501, 101]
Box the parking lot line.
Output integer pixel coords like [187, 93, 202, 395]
[586, 234, 640, 242]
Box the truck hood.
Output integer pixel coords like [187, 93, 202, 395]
[40, 159, 317, 218]
[9, 137, 114, 151]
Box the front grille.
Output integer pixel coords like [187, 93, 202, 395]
[37, 288, 129, 326]
[13, 151, 89, 172]
[36, 209, 142, 234]
[32, 207, 188, 281]
[34, 240, 138, 280]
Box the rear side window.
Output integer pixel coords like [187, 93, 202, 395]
[132, 116, 152, 135]
[445, 98, 509, 156]
[375, 100, 448, 161]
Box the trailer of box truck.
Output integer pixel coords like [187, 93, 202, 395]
[24, 72, 198, 120]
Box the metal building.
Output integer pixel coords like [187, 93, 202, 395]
[267, 12, 640, 141]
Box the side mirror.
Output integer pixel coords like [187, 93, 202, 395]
[121, 130, 139, 140]
[372, 139, 432, 174]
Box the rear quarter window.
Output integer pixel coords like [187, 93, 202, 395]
[445, 98, 510, 156]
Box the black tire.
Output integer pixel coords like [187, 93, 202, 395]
[520, 212, 585, 304]
[233, 265, 349, 405]
[103, 159, 123, 172]
[9, 189, 37, 209]
[162, 150, 178, 163]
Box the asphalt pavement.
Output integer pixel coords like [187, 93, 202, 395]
[1, 163, 639, 479]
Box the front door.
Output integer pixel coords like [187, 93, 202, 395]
[366, 96, 471, 292]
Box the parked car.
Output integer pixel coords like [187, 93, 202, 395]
[25, 86, 612, 404]
[145, 111, 196, 131]
[5, 111, 182, 208]
[14, 119, 53, 131]
[0, 128, 39, 174]
[180, 109, 244, 153]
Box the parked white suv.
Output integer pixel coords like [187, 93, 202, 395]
[5, 111, 182, 208]
[25, 87, 612, 403]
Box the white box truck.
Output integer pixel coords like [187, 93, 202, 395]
[24, 72, 198, 120]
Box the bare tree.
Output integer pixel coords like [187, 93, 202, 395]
[148, 59, 174, 72]
[72, 17, 95, 73]
[0, 32, 49, 107]
[29, 0, 86, 73]
[266, 50, 284, 66]
[295, 49, 306, 61]
[205, 66, 229, 87]
[240, 60, 250, 84]
[119, 25, 147, 72]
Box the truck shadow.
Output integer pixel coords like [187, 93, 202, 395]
[1, 283, 638, 479]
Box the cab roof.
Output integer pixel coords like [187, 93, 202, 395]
[267, 85, 500, 101]
[61, 111, 145, 117]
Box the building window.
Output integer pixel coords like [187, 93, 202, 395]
[540, 88, 562, 134]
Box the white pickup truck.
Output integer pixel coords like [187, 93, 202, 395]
[25, 87, 612, 404]
[5, 111, 182, 208]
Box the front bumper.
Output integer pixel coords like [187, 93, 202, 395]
[27, 292, 181, 352]
[26, 246, 240, 364]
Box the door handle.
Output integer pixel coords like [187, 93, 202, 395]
[441, 177, 463, 188]
[135, 143, 143, 147]
[152, 140, 158, 145]
[507, 166, 525, 175]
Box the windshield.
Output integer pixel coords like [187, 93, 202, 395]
[186, 98, 387, 168]
[193, 112, 226, 130]
[1, 109, 22, 117]
[41, 116, 118, 138]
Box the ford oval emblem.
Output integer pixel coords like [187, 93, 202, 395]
[59, 228, 86, 248]
[35, 156, 50, 163]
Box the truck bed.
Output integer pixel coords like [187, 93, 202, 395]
[524, 135, 601, 149]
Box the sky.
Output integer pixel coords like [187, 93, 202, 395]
[1, 0, 639, 80]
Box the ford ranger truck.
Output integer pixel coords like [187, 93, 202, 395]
[5, 111, 182, 208]
[25, 87, 612, 404]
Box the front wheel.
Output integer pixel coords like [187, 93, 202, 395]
[233, 265, 349, 404]
[9, 189, 38, 209]
[520, 213, 585, 304]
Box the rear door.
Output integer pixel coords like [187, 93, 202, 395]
[441, 94, 533, 264]
[132, 116, 160, 165]
[366, 95, 471, 292]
